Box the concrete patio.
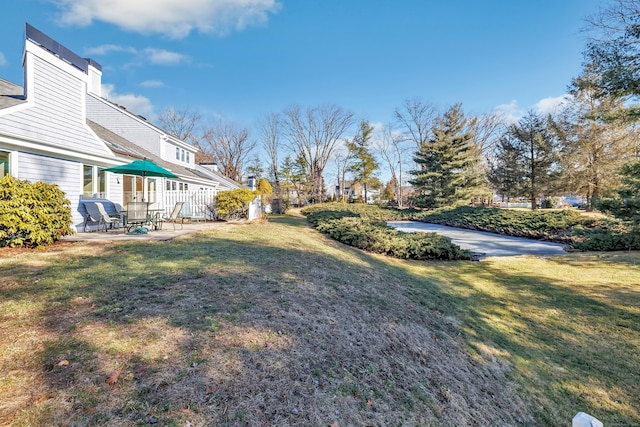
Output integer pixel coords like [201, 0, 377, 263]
[62, 221, 226, 242]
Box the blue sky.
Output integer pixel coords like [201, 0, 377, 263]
[0, 0, 604, 132]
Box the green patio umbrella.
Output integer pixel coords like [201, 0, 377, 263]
[103, 158, 179, 179]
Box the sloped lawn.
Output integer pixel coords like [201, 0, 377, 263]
[1, 216, 638, 426]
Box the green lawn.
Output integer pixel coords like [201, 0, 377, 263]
[1, 215, 638, 426]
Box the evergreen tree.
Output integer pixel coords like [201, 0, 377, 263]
[488, 134, 525, 201]
[382, 181, 395, 201]
[409, 104, 485, 208]
[279, 155, 309, 205]
[508, 111, 560, 209]
[597, 160, 640, 228]
[347, 120, 379, 203]
[585, 0, 640, 120]
[555, 64, 635, 210]
[246, 155, 265, 180]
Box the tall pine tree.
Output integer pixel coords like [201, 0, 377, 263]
[508, 111, 560, 210]
[597, 160, 640, 228]
[555, 64, 635, 210]
[409, 104, 485, 208]
[489, 134, 525, 201]
[347, 120, 379, 203]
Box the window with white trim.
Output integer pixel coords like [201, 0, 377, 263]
[83, 165, 93, 198]
[0, 151, 9, 178]
[98, 168, 106, 197]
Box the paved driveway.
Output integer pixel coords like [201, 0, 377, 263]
[388, 221, 567, 258]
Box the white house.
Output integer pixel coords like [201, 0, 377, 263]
[0, 24, 241, 231]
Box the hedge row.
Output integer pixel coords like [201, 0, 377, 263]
[413, 206, 587, 243]
[301, 204, 471, 261]
[302, 202, 417, 226]
[301, 202, 635, 252]
[315, 218, 471, 260]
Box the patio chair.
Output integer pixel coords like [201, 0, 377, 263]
[160, 201, 185, 231]
[126, 202, 149, 232]
[84, 202, 121, 232]
[181, 201, 206, 222]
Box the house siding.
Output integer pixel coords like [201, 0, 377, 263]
[17, 151, 85, 228]
[0, 55, 111, 157]
[86, 95, 162, 157]
[108, 174, 123, 207]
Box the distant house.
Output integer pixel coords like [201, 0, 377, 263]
[333, 180, 379, 204]
[0, 24, 241, 231]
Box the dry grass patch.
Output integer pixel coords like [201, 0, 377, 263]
[1, 216, 638, 426]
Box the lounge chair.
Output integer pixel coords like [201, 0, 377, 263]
[84, 202, 121, 232]
[160, 201, 185, 230]
[181, 201, 206, 222]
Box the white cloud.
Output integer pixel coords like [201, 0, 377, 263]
[85, 45, 190, 66]
[140, 80, 164, 88]
[533, 95, 571, 115]
[493, 95, 572, 123]
[0, 52, 7, 66]
[84, 44, 136, 55]
[55, 0, 282, 38]
[142, 48, 189, 65]
[493, 100, 523, 123]
[102, 83, 155, 120]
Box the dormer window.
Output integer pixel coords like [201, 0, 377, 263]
[173, 146, 190, 164]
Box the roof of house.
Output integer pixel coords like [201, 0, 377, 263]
[0, 78, 26, 110]
[193, 164, 242, 190]
[87, 120, 216, 185]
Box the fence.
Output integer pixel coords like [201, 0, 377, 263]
[163, 189, 217, 219]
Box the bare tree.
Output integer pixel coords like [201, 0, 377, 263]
[157, 107, 202, 145]
[332, 138, 357, 201]
[394, 98, 438, 150]
[199, 121, 255, 183]
[280, 104, 355, 203]
[374, 123, 411, 207]
[257, 113, 282, 194]
[468, 111, 510, 163]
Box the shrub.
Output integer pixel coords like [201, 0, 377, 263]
[270, 198, 290, 214]
[256, 178, 273, 198]
[302, 202, 635, 251]
[0, 175, 73, 248]
[412, 206, 586, 243]
[541, 197, 561, 209]
[315, 217, 471, 260]
[573, 231, 640, 251]
[301, 202, 418, 225]
[215, 188, 257, 220]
